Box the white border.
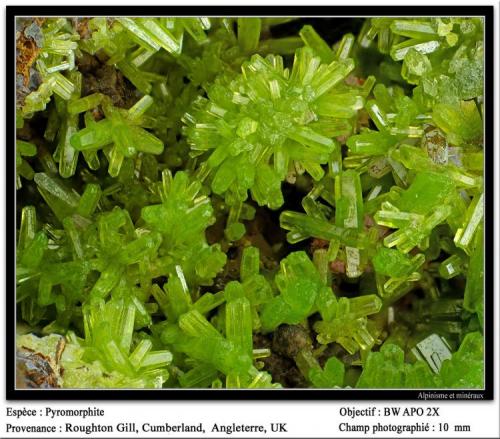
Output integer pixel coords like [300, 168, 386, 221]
[1, 0, 499, 437]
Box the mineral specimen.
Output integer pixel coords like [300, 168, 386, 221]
[15, 16, 485, 389]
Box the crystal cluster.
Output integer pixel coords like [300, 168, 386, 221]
[69, 95, 164, 177]
[260, 251, 382, 355]
[16, 16, 485, 389]
[183, 45, 369, 236]
[141, 170, 227, 286]
[20, 19, 79, 117]
[356, 331, 484, 388]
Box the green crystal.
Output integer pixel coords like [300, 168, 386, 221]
[18, 206, 37, 252]
[347, 130, 397, 156]
[176, 310, 253, 376]
[141, 170, 226, 287]
[16, 140, 37, 188]
[357, 344, 438, 388]
[314, 293, 382, 354]
[454, 192, 483, 254]
[401, 49, 432, 84]
[238, 18, 262, 52]
[70, 96, 164, 177]
[299, 25, 335, 63]
[439, 332, 484, 388]
[396, 172, 455, 215]
[260, 252, 322, 332]
[463, 224, 484, 325]
[81, 297, 171, 382]
[309, 357, 345, 388]
[433, 100, 483, 146]
[34, 172, 80, 221]
[335, 170, 363, 230]
[183, 46, 359, 222]
[226, 297, 253, 357]
[373, 248, 416, 277]
[390, 20, 438, 39]
[438, 254, 464, 279]
[357, 344, 406, 388]
[240, 246, 260, 281]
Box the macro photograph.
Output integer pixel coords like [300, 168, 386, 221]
[12, 12, 487, 393]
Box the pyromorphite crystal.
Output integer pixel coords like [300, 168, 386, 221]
[183, 44, 364, 234]
[439, 332, 484, 388]
[396, 172, 456, 215]
[70, 95, 164, 177]
[309, 357, 345, 388]
[373, 247, 415, 277]
[260, 252, 322, 331]
[141, 170, 226, 287]
[15, 16, 485, 389]
[347, 130, 397, 155]
[372, 247, 425, 298]
[463, 224, 484, 325]
[314, 293, 382, 354]
[357, 343, 438, 388]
